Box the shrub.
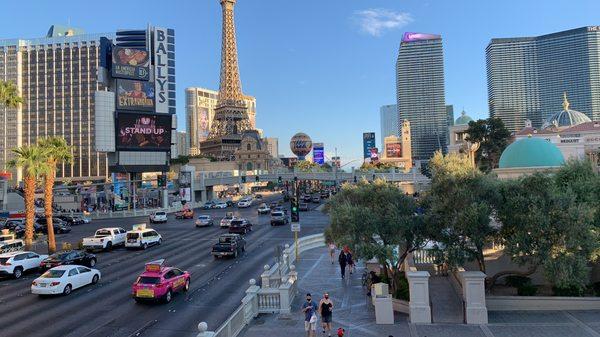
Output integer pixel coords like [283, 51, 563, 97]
[393, 273, 410, 301]
[517, 284, 538, 296]
[592, 282, 600, 297]
[553, 285, 584, 297]
[505, 275, 531, 288]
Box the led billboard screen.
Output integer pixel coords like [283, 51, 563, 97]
[313, 143, 324, 165]
[111, 47, 150, 80]
[363, 132, 376, 158]
[115, 112, 172, 151]
[116, 79, 155, 111]
[386, 143, 402, 158]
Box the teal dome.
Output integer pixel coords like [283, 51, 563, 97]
[455, 111, 473, 125]
[499, 138, 565, 169]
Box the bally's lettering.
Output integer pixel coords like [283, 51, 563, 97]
[154, 28, 169, 113]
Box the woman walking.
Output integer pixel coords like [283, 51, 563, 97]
[319, 293, 334, 336]
[328, 242, 336, 264]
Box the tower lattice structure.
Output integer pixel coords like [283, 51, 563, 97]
[208, 0, 252, 139]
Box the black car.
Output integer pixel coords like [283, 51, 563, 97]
[228, 219, 253, 235]
[299, 203, 309, 211]
[37, 218, 72, 234]
[13, 222, 45, 237]
[57, 215, 84, 226]
[269, 202, 278, 210]
[40, 250, 97, 270]
[211, 234, 246, 259]
[302, 195, 312, 202]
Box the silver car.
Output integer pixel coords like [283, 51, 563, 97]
[195, 215, 214, 227]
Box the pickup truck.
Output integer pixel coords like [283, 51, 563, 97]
[82, 227, 127, 251]
[211, 234, 245, 259]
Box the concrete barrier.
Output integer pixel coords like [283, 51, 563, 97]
[487, 296, 600, 311]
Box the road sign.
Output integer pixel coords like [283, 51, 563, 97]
[291, 222, 301, 232]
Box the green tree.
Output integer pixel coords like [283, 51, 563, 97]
[424, 152, 499, 273]
[0, 80, 22, 108]
[493, 164, 600, 292]
[294, 160, 319, 172]
[465, 118, 511, 172]
[7, 146, 50, 249]
[325, 180, 426, 293]
[359, 161, 396, 172]
[38, 137, 73, 254]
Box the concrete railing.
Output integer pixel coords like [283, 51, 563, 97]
[486, 296, 600, 311]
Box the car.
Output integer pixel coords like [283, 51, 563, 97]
[31, 265, 101, 296]
[0, 251, 48, 279]
[312, 195, 321, 203]
[149, 211, 168, 224]
[302, 195, 312, 202]
[269, 202, 278, 210]
[270, 211, 289, 226]
[202, 201, 216, 209]
[82, 227, 127, 251]
[225, 200, 235, 207]
[175, 209, 194, 219]
[211, 234, 245, 258]
[37, 218, 72, 234]
[220, 212, 236, 228]
[125, 224, 162, 249]
[57, 215, 84, 226]
[79, 215, 92, 224]
[214, 202, 228, 209]
[40, 250, 97, 271]
[254, 194, 263, 200]
[257, 203, 270, 215]
[13, 223, 44, 238]
[299, 202, 309, 211]
[0, 238, 24, 254]
[320, 191, 330, 199]
[237, 199, 252, 208]
[228, 219, 252, 235]
[131, 259, 190, 303]
[195, 215, 214, 227]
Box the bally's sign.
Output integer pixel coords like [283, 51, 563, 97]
[154, 27, 169, 114]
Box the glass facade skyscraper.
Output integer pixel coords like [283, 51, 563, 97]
[396, 33, 447, 160]
[487, 26, 600, 133]
[0, 26, 114, 181]
[379, 104, 399, 149]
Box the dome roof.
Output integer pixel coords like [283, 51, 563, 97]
[455, 111, 473, 125]
[541, 93, 591, 129]
[499, 137, 565, 169]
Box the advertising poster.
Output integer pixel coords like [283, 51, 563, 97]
[363, 132, 376, 158]
[386, 143, 402, 158]
[199, 107, 210, 140]
[179, 188, 191, 202]
[111, 47, 150, 80]
[313, 143, 324, 165]
[116, 113, 172, 151]
[370, 147, 379, 162]
[116, 79, 155, 111]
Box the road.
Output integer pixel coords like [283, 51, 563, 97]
[0, 193, 329, 337]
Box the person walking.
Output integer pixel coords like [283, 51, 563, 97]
[338, 249, 348, 279]
[346, 248, 354, 275]
[319, 293, 334, 336]
[328, 242, 336, 264]
[302, 293, 318, 337]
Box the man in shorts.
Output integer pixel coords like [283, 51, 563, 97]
[302, 293, 318, 337]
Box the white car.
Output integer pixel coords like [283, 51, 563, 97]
[220, 213, 235, 228]
[0, 251, 48, 279]
[31, 265, 101, 296]
[237, 199, 252, 208]
[214, 202, 228, 209]
[125, 225, 162, 249]
[149, 211, 168, 224]
[82, 227, 127, 251]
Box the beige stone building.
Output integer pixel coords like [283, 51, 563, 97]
[234, 130, 271, 172]
[380, 120, 413, 171]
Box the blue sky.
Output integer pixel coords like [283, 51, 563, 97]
[1, 0, 599, 165]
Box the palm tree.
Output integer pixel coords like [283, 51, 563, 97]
[0, 80, 23, 108]
[7, 146, 50, 249]
[38, 137, 73, 253]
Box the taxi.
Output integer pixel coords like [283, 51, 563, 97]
[131, 259, 190, 303]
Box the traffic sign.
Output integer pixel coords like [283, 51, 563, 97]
[291, 222, 301, 232]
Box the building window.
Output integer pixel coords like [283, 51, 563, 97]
[246, 162, 253, 171]
[246, 143, 251, 151]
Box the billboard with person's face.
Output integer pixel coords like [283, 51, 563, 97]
[116, 79, 155, 111]
[386, 142, 402, 158]
[115, 112, 172, 151]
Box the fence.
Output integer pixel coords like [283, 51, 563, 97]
[197, 233, 324, 337]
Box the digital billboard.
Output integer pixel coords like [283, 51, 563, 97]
[370, 147, 379, 162]
[112, 47, 150, 81]
[386, 142, 402, 158]
[313, 143, 324, 165]
[363, 132, 376, 158]
[116, 79, 155, 111]
[115, 112, 172, 151]
[199, 107, 210, 140]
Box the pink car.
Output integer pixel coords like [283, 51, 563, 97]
[131, 259, 190, 303]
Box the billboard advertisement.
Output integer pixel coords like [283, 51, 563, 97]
[363, 132, 376, 158]
[386, 142, 402, 158]
[199, 107, 210, 140]
[115, 112, 172, 151]
[370, 147, 379, 162]
[154, 27, 169, 113]
[313, 143, 324, 165]
[111, 47, 150, 80]
[116, 79, 155, 111]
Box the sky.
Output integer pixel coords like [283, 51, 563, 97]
[1, 0, 599, 165]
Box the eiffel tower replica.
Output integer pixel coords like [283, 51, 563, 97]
[199, 0, 253, 161]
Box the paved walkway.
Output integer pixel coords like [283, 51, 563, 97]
[430, 275, 464, 323]
[239, 247, 600, 337]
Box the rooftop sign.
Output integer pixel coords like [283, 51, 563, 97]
[402, 32, 441, 43]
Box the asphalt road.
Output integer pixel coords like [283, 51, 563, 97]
[0, 193, 329, 337]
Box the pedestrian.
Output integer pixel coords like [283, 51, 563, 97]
[319, 293, 334, 336]
[337, 328, 345, 337]
[302, 293, 318, 337]
[328, 242, 336, 264]
[346, 248, 354, 275]
[338, 249, 348, 279]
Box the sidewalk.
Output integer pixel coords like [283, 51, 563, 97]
[238, 247, 600, 337]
